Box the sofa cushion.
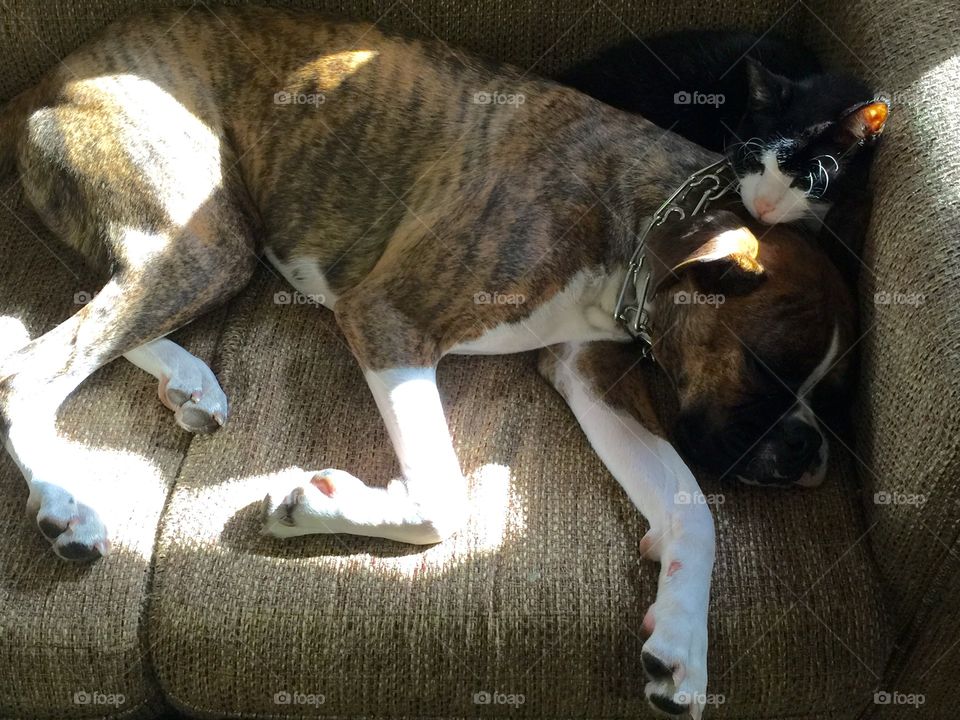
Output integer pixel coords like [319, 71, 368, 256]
[0, 1, 904, 718]
[0, 188, 208, 717]
[0, 0, 810, 102]
[807, 0, 960, 633]
[803, 1, 960, 715]
[148, 267, 891, 719]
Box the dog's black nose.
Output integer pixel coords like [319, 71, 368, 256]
[781, 417, 822, 468]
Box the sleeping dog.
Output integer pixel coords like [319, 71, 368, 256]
[0, 7, 856, 718]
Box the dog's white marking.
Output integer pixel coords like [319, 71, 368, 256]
[262, 366, 467, 544]
[798, 324, 840, 399]
[792, 324, 840, 487]
[365, 367, 461, 488]
[264, 247, 339, 309]
[738, 150, 814, 225]
[124, 337, 185, 380]
[124, 338, 228, 432]
[0, 281, 149, 558]
[450, 268, 628, 355]
[545, 342, 713, 719]
[4, 400, 112, 558]
[111, 226, 171, 266]
[0, 316, 31, 359]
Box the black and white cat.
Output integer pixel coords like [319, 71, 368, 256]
[561, 31, 889, 273]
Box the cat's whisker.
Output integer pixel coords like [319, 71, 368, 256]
[729, 136, 763, 155]
[813, 154, 840, 172]
[817, 159, 830, 195]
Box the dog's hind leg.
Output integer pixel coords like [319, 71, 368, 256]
[0, 83, 258, 559]
[0, 221, 255, 560]
[0, 223, 255, 560]
[124, 338, 229, 434]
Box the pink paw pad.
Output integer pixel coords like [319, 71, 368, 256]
[310, 473, 337, 497]
[642, 607, 656, 636]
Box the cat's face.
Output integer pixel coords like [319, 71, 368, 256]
[731, 61, 888, 225]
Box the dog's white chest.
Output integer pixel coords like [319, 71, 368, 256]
[449, 269, 629, 355]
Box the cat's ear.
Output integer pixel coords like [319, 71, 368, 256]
[745, 58, 791, 112]
[836, 99, 889, 144]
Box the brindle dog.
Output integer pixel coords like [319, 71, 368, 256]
[0, 7, 855, 717]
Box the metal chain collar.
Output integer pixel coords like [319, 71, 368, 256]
[613, 158, 738, 360]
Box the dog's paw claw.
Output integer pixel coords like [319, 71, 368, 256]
[647, 692, 689, 717]
[641, 650, 675, 681]
[641, 613, 708, 719]
[31, 485, 109, 561]
[261, 484, 313, 536]
[159, 364, 228, 434]
[261, 470, 361, 538]
[37, 513, 75, 541]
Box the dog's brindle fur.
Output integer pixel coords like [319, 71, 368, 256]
[0, 7, 855, 717]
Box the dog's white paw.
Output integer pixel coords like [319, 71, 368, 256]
[259, 469, 449, 544]
[0, 316, 30, 361]
[27, 481, 110, 561]
[640, 603, 709, 719]
[157, 358, 227, 434]
[261, 469, 370, 538]
[125, 339, 228, 433]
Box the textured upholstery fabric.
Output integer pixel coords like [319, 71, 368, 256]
[0, 0, 953, 718]
[0, 0, 809, 100]
[0, 184, 204, 717]
[805, 1, 960, 715]
[149, 267, 890, 719]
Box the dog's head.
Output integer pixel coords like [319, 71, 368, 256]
[646, 209, 856, 487]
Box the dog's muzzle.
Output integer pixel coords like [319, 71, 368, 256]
[675, 408, 829, 487]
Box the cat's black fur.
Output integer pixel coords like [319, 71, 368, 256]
[561, 31, 824, 153]
[561, 31, 889, 282]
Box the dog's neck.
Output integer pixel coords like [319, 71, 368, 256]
[595, 135, 728, 339]
[600, 136, 725, 270]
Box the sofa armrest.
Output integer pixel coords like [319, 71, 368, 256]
[805, 0, 960, 711]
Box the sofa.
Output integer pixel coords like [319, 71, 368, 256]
[0, 1, 957, 718]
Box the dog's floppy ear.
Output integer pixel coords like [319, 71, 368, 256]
[652, 210, 766, 295]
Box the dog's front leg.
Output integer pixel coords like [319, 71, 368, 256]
[540, 342, 715, 720]
[261, 364, 467, 544]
